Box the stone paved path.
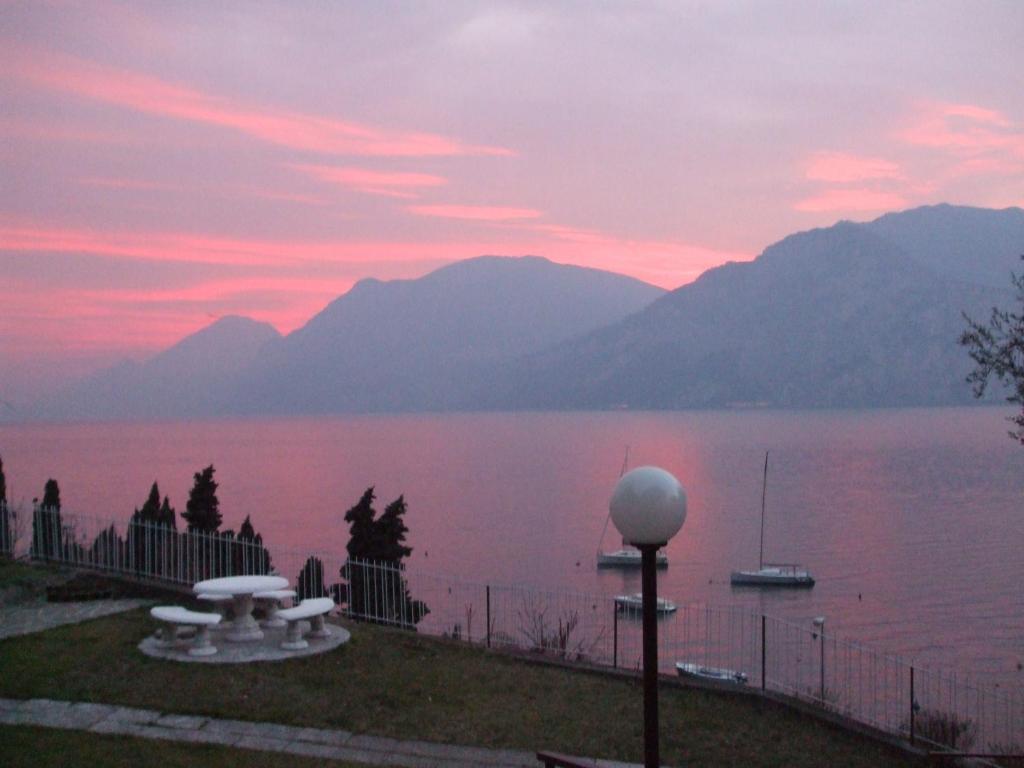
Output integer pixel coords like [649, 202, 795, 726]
[0, 697, 640, 767]
[0, 599, 152, 640]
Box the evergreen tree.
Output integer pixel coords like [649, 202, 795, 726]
[158, 496, 176, 529]
[297, 556, 328, 599]
[344, 487, 377, 560]
[233, 514, 271, 574]
[127, 482, 175, 576]
[340, 487, 428, 628]
[183, 465, 221, 532]
[0, 454, 9, 555]
[374, 495, 413, 562]
[132, 482, 161, 524]
[42, 479, 61, 510]
[33, 478, 63, 560]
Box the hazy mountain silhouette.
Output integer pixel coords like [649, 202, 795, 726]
[485, 207, 1019, 410]
[236, 255, 665, 413]
[32, 316, 281, 420]
[19, 205, 1022, 420]
[864, 204, 1024, 288]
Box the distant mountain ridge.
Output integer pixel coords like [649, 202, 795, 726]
[236, 255, 664, 413]
[17, 205, 1023, 421]
[31, 316, 281, 420]
[485, 206, 1019, 410]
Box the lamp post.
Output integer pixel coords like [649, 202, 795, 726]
[812, 616, 826, 702]
[610, 466, 687, 768]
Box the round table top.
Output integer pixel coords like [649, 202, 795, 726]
[193, 575, 289, 595]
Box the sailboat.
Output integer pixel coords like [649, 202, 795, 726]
[596, 447, 668, 569]
[730, 451, 814, 587]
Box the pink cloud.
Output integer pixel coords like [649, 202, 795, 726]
[794, 188, 908, 213]
[290, 164, 446, 198]
[6, 48, 513, 158]
[899, 101, 1024, 157]
[408, 204, 543, 221]
[805, 152, 904, 183]
[0, 224, 482, 267]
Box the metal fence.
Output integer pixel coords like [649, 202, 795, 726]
[22, 507, 1024, 755]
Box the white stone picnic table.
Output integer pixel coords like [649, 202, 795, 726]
[192, 575, 288, 642]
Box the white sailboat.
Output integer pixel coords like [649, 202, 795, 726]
[596, 447, 668, 569]
[730, 451, 814, 587]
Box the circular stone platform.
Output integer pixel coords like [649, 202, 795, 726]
[138, 620, 350, 664]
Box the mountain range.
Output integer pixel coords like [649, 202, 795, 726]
[19, 204, 1024, 421]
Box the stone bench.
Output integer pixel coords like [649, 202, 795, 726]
[151, 606, 222, 657]
[275, 597, 334, 650]
[254, 589, 297, 629]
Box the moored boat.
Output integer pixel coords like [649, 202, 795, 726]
[730, 451, 814, 588]
[614, 593, 676, 614]
[597, 548, 668, 568]
[729, 563, 815, 587]
[675, 661, 748, 684]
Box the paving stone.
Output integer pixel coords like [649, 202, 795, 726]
[56, 702, 117, 729]
[11, 695, 640, 768]
[245, 721, 305, 741]
[167, 728, 241, 747]
[199, 717, 265, 737]
[347, 733, 406, 753]
[293, 725, 353, 746]
[106, 705, 162, 725]
[235, 734, 295, 753]
[18, 698, 71, 716]
[382, 738, 457, 759]
[0, 599, 153, 640]
[155, 713, 207, 729]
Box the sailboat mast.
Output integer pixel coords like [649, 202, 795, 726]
[598, 446, 630, 556]
[759, 451, 768, 571]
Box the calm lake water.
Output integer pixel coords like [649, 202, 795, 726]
[2, 407, 1022, 685]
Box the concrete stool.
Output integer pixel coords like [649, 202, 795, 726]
[276, 597, 334, 651]
[150, 606, 222, 657]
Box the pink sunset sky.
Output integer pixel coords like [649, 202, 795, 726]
[1, 1, 1023, 403]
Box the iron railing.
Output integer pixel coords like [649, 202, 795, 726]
[24, 506, 1024, 755]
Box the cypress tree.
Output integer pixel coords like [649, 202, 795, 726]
[344, 487, 377, 561]
[183, 465, 221, 533]
[42, 479, 61, 511]
[158, 496, 176, 529]
[375, 495, 413, 563]
[0, 455, 8, 555]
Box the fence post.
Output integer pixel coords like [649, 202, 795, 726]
[613, 601, 619, 669]
[909, 666, 915, 745]
[761, 615, 767, 692]
[486, 585, 491, 649]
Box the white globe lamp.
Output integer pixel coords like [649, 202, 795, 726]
[610, 466, 687, 546]
[609, 465, 687, 768]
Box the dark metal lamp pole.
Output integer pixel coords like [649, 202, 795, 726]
[639, 542, 665, 768]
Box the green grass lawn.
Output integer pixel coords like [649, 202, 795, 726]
[0, 590, 921, 768]
[0, 725, 365, 768]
